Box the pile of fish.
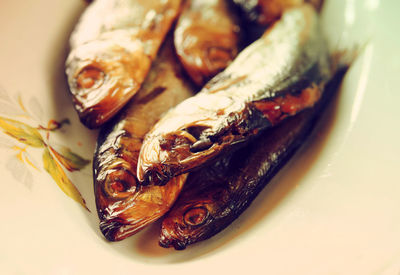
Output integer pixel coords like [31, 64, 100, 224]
[66, 0, 349, 250]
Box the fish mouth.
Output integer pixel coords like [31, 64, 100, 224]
[99, 219, 127, 242]
[158, 218, 209, 250]
[99, 218, 149, 242]
[138, 127, 224, 186]
[138, 144, 218, 186]
[139, 168, 173, 187]
[159, 233, 188, 250]
[159, 219, 192, 250]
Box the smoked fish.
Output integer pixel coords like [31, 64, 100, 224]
[159, 67, 348, 250]
[93, 39, 194, 241]
[174, 0, 241, 86]
[137, 4, 332, 186]
[66, 0, 182, 129]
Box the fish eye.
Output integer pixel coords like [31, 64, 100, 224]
[76, 65, 105, 91]
[183, 206, 209, 227]
[103, 169, 137, 200]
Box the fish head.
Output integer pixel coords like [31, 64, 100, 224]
[159, 199, 218, 250]
[95, 146, 187, 241]
[94, 158, 140, 241]
[137, 123, 229, 186]
[176, 27, 238, 86]
[137, 95, 255, 186]
[65, 36, 151, 128]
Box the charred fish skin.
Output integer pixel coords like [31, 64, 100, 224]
[159, 67, 349, 250]
[65, 0, 182, 129]
[137, 4, 332, 186]
[174, 0, 241, 86]
[159, 114, 311, 250]
[158, 154, 236, 250]
[93, 39, 194, 242]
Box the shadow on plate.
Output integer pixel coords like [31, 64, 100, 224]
[47, 0, 100, 236]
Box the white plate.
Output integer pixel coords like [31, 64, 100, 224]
[1, 0, 399, 274]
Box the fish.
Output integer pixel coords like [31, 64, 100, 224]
[93, 38, 195, 241]
[174, 0, 241, 86]
[65, 0, 182, 129]
[137, 4, 332, 186]
[159, 66, 349, 250]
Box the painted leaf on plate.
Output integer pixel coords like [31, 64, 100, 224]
[42, 147, 89, 211]
[49, 145, 90, 172]
[0, 88, 89, 210]
[0, 116, 45, 148]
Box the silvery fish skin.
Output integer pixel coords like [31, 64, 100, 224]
[66, 0, 182, 129]
[174, 0, 241, 86]
[159, 68, 348, 250]
[137, 4, 332, 185]
[93, 40, 194, 241]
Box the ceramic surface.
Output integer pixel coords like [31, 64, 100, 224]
[0, 0, 399, 274]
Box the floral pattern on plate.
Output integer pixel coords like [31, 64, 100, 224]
[0, 85, 90, 210]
